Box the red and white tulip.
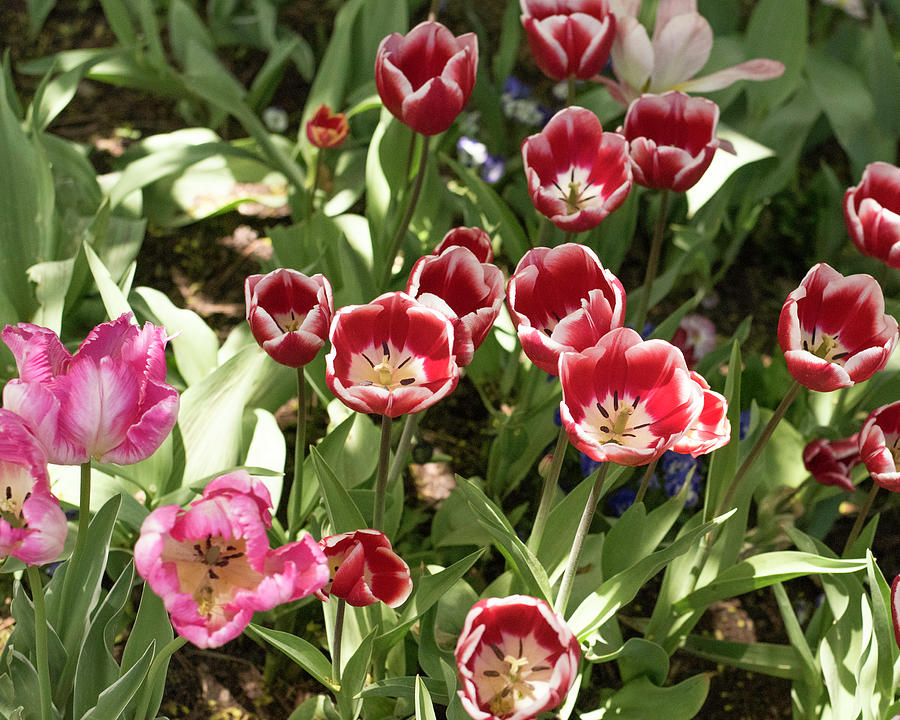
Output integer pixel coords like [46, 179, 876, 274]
[507, 243, 626, 375]
[521, 107, 632, 233]
[455, 595, 580, 720]
[326, 292, 459, 417]
[802, 434, 860, 494]
[433, 226, 493, 263]
[777, 263, 898, 392]
[559, 327, 704, 466]
[859, 403, 900, 492]
[843, 161, 900, 269]
[407, 246, 504, 367]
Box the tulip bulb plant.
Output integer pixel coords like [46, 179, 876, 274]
[4, 3, 900, 720]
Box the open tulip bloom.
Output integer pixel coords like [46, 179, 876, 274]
[245, 269, 333, 368]
[859, 402, 900, 492]
[374, 20, 478, 137]
[559, 327, 704, 466]
[603, 0, 785, 105]
[407, 246, 505, 367]
[519, 0, 617, 82]
[326, 292, 459, 417]
[0, 409, 67, 565]
[507, 243, 626, 375]
[2, 313, 179, 466]
[623, 91, 720, 193]
[315, 529, 412, 608]
[521, 107, 632, 233]
[843, 161, 900, 269]
[135, 471, 328, 648]
[455, 595, 580, 720]
[777, 263, 899, 393]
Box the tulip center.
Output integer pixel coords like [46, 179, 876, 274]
[478, 639, 551, 718]
[553, 167, 597, 215]
[168, 535, 260, 618]
[275, 309, 307, 333]
[591, 391, 653, 446]
[0, 465, 36, 529]
[802, 329, 848, 365]
[358, 342, 419, 390]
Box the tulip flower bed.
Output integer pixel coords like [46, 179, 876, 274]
[4, 1, 900, 720]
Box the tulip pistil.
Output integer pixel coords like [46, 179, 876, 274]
[802, 330, 847, 364]
[593, 392, 651, 445]
[360, 342, 418, 390]
[553, 168, 597, 215]
[482, 640, 548, 717]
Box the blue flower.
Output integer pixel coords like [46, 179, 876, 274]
[502, 76, 532, 100]
[739, 410, 751, 440]
[607, 487, 637, 517]
[580, 451, 602, 477]
[482, 153, 506, 183]
[661, 451, 703, 508]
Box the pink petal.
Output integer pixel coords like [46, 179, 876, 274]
[676, 59, 786, 93]
[649, 13, 712, 92]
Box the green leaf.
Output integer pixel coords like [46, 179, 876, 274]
[79, 641, 154, 720]
[378, 549, 486, 651]
[98, 0, 138, 46]
[583, 674, 708, 720]
[309, 445, 367, 534]
[570, 511, 732, 639]
[132, 285, 219, 385]
[615, 638, 670, 686]
[168, 0, 215, 69]
[806, 47, 896, 174]
[121, 581, 173, 720]
[674, 552, 867, 612]
[83, 242, 132, 320]
[744, 0, 807, 113]
[360, 677, 448, 705]
[415, 676, 438, 720]
[245, 624, 335, 691]
[680, 631, 802, 680]
[336, 629, 374, 720]
[445, 155, 529, 260]
[176, 344, 269, 484]
[73, 561, 135, 720]
[455, 477, 553, 603]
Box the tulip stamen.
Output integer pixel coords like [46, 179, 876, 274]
[593, 394, 651, 446]
[481, 641, 547, 718]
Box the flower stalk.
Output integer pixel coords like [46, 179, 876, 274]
[842, 481, 880, 557]
[555, 462, 609, 614]
[288, 369, 308, 540]
[527, 426, 569, 553]
[373, 415, 394, 531]
[634, 189, 669, 331]
[27, 565, 52, 720]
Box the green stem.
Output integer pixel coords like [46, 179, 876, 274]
[332, 598, 347, 684]
[78, 460, 92, 547]
[555, 463, 610, 615]
[306, 149, 322, 218]
[842, 481, 880, 557]
[380, 134, 431, 288]
[288, 369, 308, 540]
[527, 426, 569, 553]
[634, 189, 669, 331]
[132, 635, 188, 720]
[386, 412, 421, 490]
[634, 458, 659, 505]
[716, 380, 801, 516]
[27, 565, 52, 720]
[566, 76, 576, 107]
[373, 415, 394, 531]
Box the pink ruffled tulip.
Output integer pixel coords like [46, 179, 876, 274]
[407, 246, 505, 367]
[777, 263, 898, 393]
[843, 161, 900, 269]
[859, 402, 900, 492]
[671, 313, 717, 369]
[315, 529, 412, 608]
[455, 595, 580, 720]
[671, 371, 730, 457]
[433, 227, 493, 263]
[802, 434, 860, 493]
[245, 269, 333, 368]
[134, 471, 328, 648]
[603, 0, 785, 105]
[326, 292, 459, 417]
[623, 91, 720, 192]
[507, 243, 626, 375]
[892, 575, 900, 650]
[306, 104, 349, 149]
[0, 410, 67, 565]
[520, 0, 616, 81]
[375, 21, 478, 136]
[521, 107, 631, 232]
[559, 327, 704, 466]
[2, 313, 179, 466]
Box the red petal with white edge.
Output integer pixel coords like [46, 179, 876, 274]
[1, 323, 72, 383]
[891, 575, 900, 650]
[433, 227, 493, 262]
[672, 372, 730, 457]
[860, 401, 900, 492]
